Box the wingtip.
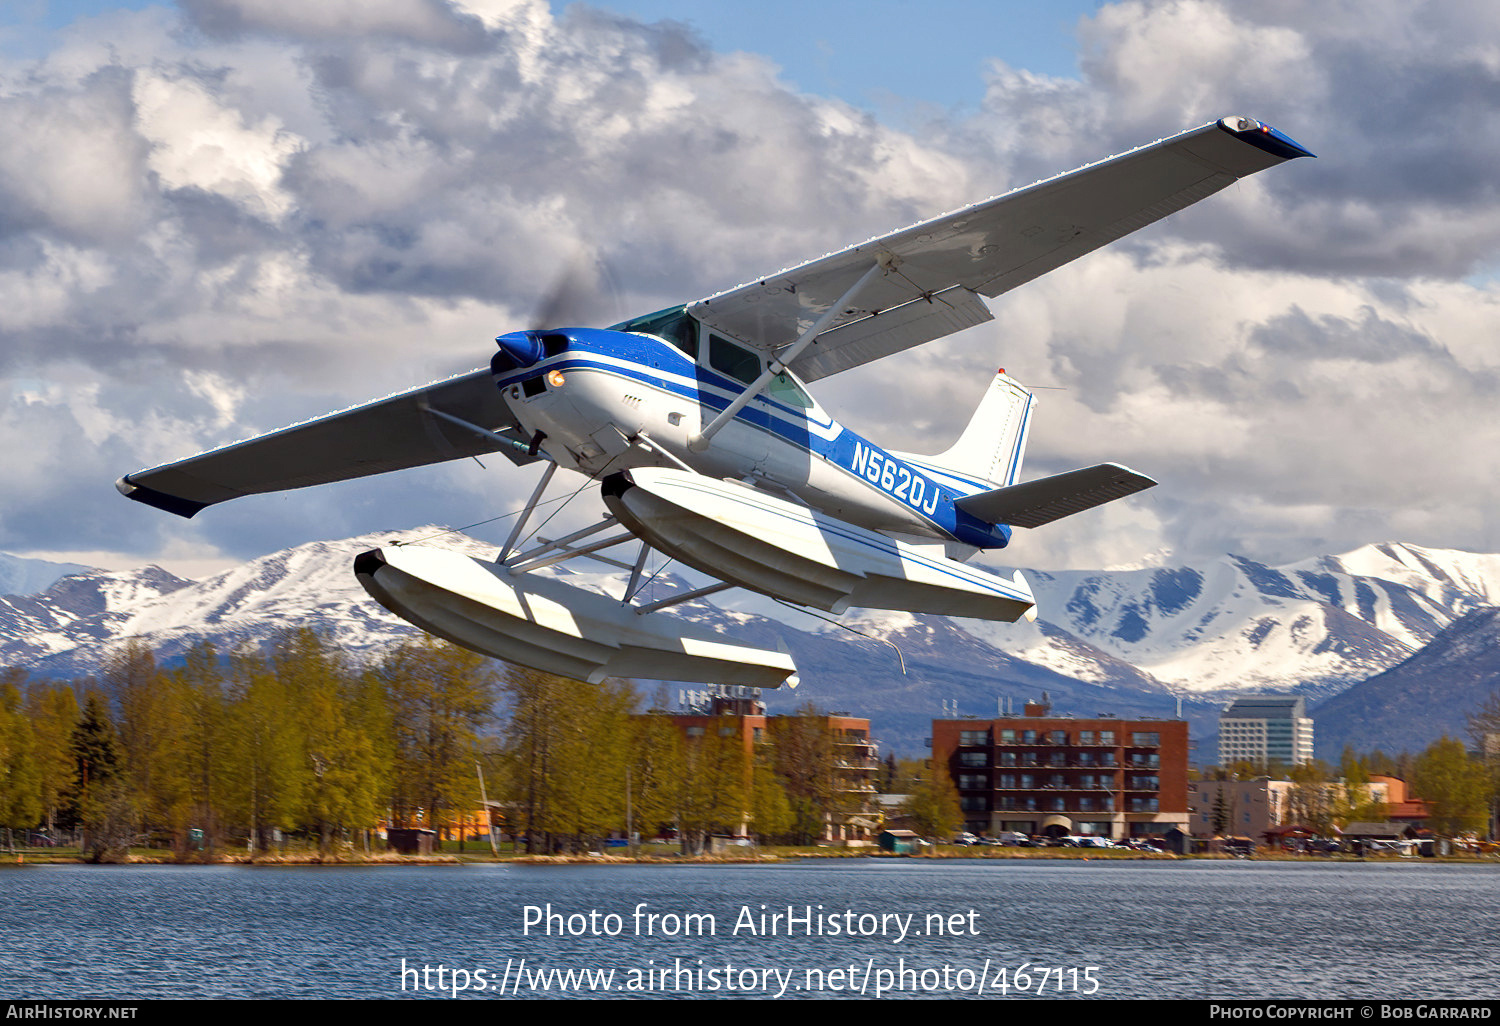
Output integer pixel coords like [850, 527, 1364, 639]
[1218, 115, 1315, 160]
[116, 475, 210, 519]
[1101, 462, 1159, 490]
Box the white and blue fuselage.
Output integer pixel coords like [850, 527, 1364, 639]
[492, 321, 1014, 552]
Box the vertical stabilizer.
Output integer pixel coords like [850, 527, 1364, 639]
[928, 370, 1034, 489]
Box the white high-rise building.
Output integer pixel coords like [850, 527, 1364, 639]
[1218, 696, 1314, 768]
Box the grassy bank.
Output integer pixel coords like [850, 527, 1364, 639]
[6, 841, 1492, 865]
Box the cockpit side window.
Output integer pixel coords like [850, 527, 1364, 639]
[708, 334, 761, 387]
[766, 371, 814, 409]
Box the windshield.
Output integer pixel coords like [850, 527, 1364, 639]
[612, 306, 698, 358]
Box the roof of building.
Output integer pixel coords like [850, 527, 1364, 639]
[1221, 696, 1308, 718]
[1343, 822, 1406, 838]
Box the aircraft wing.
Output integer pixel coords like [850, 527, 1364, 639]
[687, 116, 1313, 382]
[117, 368, 535, 518]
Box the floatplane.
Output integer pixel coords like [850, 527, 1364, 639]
[119, 117, 1311, 688]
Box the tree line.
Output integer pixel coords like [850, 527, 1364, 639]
[0, 631, 864, 859]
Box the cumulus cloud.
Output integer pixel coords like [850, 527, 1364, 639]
[0, 68, 155, 245]
[3, 0, 1500, 578]
[179, 0, 494, 52]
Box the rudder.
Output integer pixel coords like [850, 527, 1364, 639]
[929, 369, 1034, 489]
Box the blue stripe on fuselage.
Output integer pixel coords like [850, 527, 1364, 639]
[496, 328, 1013, 549]
[831, 432, 1012, 549]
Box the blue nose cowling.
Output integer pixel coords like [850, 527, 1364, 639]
[495, 331, 544, 369]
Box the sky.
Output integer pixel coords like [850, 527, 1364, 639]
[3, 0, 1500, 581]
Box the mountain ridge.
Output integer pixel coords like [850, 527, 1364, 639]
[4, 536, 1498, 756]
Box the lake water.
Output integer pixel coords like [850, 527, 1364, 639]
[3, 858, 1497, 1000]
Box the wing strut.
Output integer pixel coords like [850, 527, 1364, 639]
[632, 430, 696, 474]
[687, 260, 886, 451]
[420, 405, 536, 459]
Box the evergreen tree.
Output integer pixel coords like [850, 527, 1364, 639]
[1211, 786, 1231, 836]
[63, 692, 117, 828]
[64, 692, 135, 860]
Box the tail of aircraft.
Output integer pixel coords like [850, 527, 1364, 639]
[896, 368, 1157, 529]
[902, 369, 1034, 491]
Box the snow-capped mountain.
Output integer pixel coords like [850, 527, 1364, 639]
[0, 564, 193, 667]
[0, 554, 91, 599]
[1304, 543, 1500, 612]
[2, 535, 1497, 754]
[954, 542, 1500, 699]
[0, 531, 453, 675]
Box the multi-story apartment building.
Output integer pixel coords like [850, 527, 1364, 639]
[932, 701, 1189, 840]
[1217, 696, 1314, 768]
[649, 687, 879, 845]
[814, 713, 881, 845]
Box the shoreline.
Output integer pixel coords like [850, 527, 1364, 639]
[4, 848, 1489, 866]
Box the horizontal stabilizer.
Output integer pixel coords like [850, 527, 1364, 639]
[117, 369, 532, 518]
[954, 463, 1156, 528]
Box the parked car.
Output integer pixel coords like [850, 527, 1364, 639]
[1064, 835, 1117, 849]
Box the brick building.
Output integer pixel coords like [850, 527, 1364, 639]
[648, 687, 879, 845]
[932, 701, 1189, 840]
